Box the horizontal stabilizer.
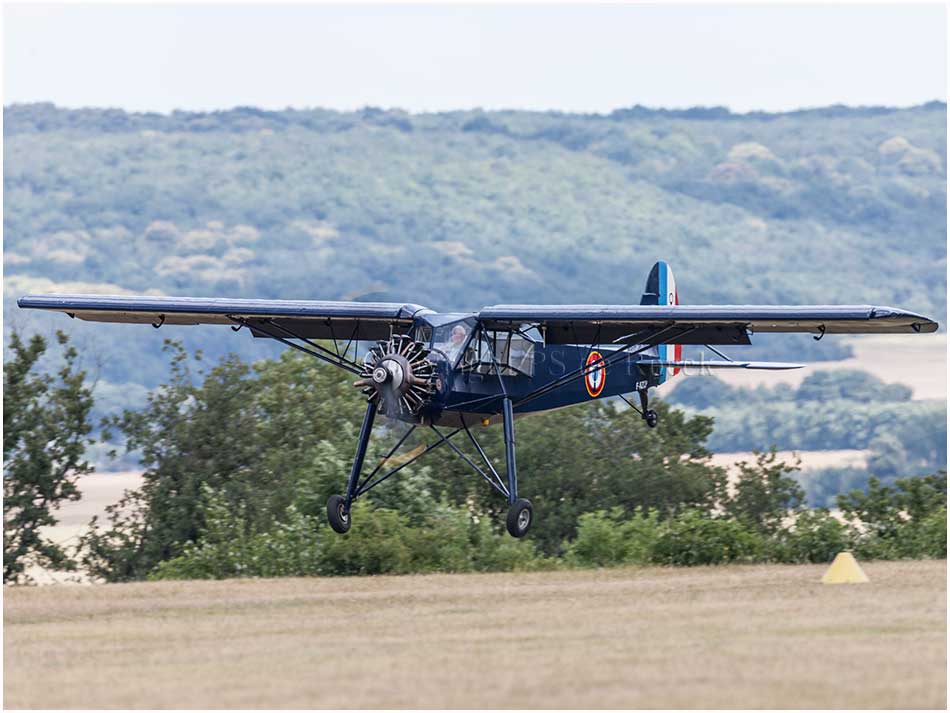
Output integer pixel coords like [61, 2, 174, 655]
[638, 359, 804, 370]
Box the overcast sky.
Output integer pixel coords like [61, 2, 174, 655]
[3, 3, 946, 114]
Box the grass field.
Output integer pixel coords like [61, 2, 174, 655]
[4, 560, 945, 709]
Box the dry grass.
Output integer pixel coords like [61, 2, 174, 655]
[4, 560, 946, 709]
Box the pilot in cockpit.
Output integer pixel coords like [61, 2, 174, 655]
[449, 324, 468, 349]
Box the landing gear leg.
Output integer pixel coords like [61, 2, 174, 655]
[327, 400, 377, 534]
[502, 397, 533, 537]
[639, 389, 658, 429]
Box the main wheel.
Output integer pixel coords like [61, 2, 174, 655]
[644, 409, 659, 428]
[326, 494, 351, 534]
[506, 498, 534, 538]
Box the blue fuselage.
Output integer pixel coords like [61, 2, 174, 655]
[405, 314, 663, 427]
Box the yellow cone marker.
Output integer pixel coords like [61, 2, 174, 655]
[821, 551, 870, 584]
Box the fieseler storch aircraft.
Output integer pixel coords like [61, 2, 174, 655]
[19, 261, 938, 537]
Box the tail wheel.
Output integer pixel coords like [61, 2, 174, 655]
[644, 409, 659, 428]
[506, 498, 533, 538]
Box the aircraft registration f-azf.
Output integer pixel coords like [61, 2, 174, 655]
[19, 261, 938, 537]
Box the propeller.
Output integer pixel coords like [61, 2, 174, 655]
[354, 334, 437, 419]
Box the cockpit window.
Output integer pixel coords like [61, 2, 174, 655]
[460, 324, 539, 377]
[413, 323, 433, 345]
[432, 319, 474, 363]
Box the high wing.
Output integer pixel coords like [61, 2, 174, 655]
[16, 294, 432, 341]
[478, 304, 939, 344]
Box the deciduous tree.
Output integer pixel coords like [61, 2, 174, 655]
[4, 331, 94, 583]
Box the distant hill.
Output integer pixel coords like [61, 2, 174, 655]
[3, 101, 946, 406]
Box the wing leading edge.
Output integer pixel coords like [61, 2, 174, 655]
[478, 304, 938, 344]
[16, 294, 432, 341]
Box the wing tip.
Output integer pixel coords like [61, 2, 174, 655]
[870, 306, 940, 333]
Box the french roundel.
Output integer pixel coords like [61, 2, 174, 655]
[585, 351, 606, 397]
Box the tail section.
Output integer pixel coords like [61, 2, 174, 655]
[640, 261, 682, 381]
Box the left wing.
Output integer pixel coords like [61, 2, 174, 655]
[478, 304, 938, 344]
[17, 294, 432, 341]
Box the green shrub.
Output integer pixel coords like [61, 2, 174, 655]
[150, 496, 323, 580]
[769, 509, 849, 563]
[316, 502, 413, 575]
[321, 503, 550, 575]
[403, 504, 475, 573]
[150, 492, 555, 580]
[149, 474, 943, 581]
[915, 506, 948, 558]
[715, 449, 804, 536]
[565, 508, 661, 567]
[250, 508, 326, 577]
[471, 518, 550, 572]
[839, 472, 947, 560]
[852, 506, 948, 561]
[650, 510, 764, 566]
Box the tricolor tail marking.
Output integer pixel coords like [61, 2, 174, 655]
[655, 261, 682, 381]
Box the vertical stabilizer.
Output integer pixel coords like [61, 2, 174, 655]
[640, 261, 682, 381]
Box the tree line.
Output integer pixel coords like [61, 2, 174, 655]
[4, 332, 945, 584]
[668, 371, 946, 507]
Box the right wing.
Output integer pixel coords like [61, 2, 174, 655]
[16, 294, 432, 341]
[477, 304, 939, 344]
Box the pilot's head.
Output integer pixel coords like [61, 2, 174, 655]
[450, 324, 467, 344]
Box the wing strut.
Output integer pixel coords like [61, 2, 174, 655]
[704, 344, 734, 362]
[227, 316, 362, 375]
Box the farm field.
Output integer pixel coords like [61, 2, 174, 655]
[4, 560, 946, 709]
[27, 471, 143, 584]
[707, 448, 869, 473]
[697, 333, 947, 401]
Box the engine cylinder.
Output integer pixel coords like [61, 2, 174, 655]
[354, 334, 437, 417]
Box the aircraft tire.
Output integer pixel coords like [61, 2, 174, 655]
[327, 495, 351, 534]
[506, 498, 534, 538]
[645, 409, 659, 428]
